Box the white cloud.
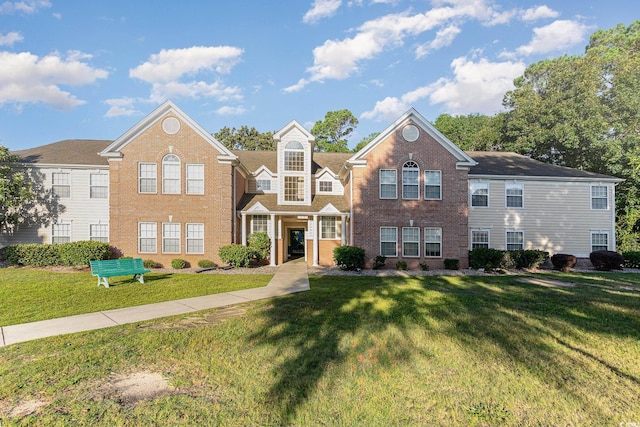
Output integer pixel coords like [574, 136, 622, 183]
[104, 97, 142, 117]
[303, 0, 342, 24]
[520, 5, 559, 21]
[0, 31, 23, 46]
[516, 20, 590, 56]
[215, 105, 247, 115]
[52, 12, 61, 19]
[148, 81, 242, 104]
[416, 24, 461, 58]
[0, 50, 108, 110]
[361, 56, 525, 121]
[0, 0, 50, 14]
[286, 0, 520, 91]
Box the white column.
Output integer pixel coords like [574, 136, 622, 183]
[241, 213, 247, 246]
[270, 214, 277, 266]
[341, 215, 347, 245]
[313, 214, 319, 266]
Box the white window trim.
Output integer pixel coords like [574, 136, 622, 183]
[318, 180, 333, 193]
[89, 173, 108, 199]
[505, 183, 524, 209]
[186, 223, 205, 255]
[138, 222, 157, 254]
[402, 161, 420, 200]
[424, 170, 442, 200]
[380, 226, 398, 257]
[162, 154, 181, 195]
[590, 230, 610, 252]
[470, 228, 490, 249]
[186, 163, 205, 195]
[162, 222, 181, 254]
[52, 221, 71, 244]
[470, 181, 489, 207]
[89, 223, 109, 243]
[320, 217, 339, 240]
[590, 185, 609, 210]
[138, 162, 157, 194]
[424, 227, 442, 258]
[379, 169, 398, 200]
[251, 215, 269, 234]
[402, 227, 420, 258]
[256, 178, 272, 192]
[506, 229, 525, 251]
[52, 172, 71, 199]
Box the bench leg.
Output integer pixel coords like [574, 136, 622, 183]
[132, 274, 145, 284]
[98, 277, 109, 288]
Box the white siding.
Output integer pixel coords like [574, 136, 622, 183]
[314, 171, 344, 196]
[468, 179, 616, 257]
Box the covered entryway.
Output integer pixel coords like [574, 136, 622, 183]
[288, 228, 305, 259]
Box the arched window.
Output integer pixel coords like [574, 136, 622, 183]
[402, 160, 419, 199]
[162, 154, 180, 194]
[284, 141, 304, 171]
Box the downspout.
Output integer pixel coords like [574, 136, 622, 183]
[350, 167, 354, 245]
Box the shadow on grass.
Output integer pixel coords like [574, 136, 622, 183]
[249, 273, 640, 423]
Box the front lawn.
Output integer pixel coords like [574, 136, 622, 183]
[0, 272, 639, 425]
[0, 268, 272, 325]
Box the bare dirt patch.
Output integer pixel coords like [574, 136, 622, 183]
[517, 277, 576, 288]
[97, 371, 174, 406]
[139, 305, 247, 331]
[3, 398, 48, 418]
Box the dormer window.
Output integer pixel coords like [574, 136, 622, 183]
[284, 141, 304, 171]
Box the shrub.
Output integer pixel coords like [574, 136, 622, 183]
[551, 254, 577, 272]
[510, 250, 549, 269]
[395, 261, 407, 271]
[470, 248, 548, 270]
[58, 241, 112, 266]
[372, 255, 386, 270]
[444, 258, 460, 270]
[171, 258, 188, 269]
[333, 245, 365, 271]
[143, 259, 157, 268]
[1, 241, 110, 266]
[219, 244, 254, 268]
[469, 248, 505, 269]
[623, 251, 640, 268]
[197, 259, 217, 268]
[590, 250, 624, 271]
[420, 262, 429, 271]
[248, 232, 270, 261]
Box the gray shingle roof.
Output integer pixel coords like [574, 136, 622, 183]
[11, 140, 112, 166]
[467, 151, 621, 180]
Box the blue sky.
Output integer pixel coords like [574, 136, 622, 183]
[0, 0, 637, 151]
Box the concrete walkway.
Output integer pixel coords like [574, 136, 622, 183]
[0, 258, 309, 347]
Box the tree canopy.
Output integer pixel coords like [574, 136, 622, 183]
[311, 109, 358, 153]
[433, 113, 504, 152]
[0, 146, 35, 234]
[214, 126, 275, 151]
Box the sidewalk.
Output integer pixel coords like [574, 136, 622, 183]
[0, 258, 309, 347]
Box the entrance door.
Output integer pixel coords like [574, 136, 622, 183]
[288, 229, 305, 259]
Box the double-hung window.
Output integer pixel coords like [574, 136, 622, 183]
[321, 217, 337, 239]
[186, 164, 204, 195]
[319, 181, 333, 193]
[162, 154, 180, 194]
[424, 227, 442, 257]
[186, 223, 204, 254]
[402, 227, 420, 257]
[52, 172, 71, 198]
[90, 173, 108, 198]
[256, 179, 271, 192]
[380, 227, 398, 257]
[506, 230, 524, 250]
[139, 163, 157, 193]
[506, 183, 523, 208]
[591, 231, 609, 251]
[90, 223, 109, 243]
[402, 161, 419, 199]
[162, 223, 180, 253]
[52, 223, 71, 243]
[424, 170, 441, 200]
[470, 182, 488, 207]
[138, 222, 157, 253]
[252, 215, 268, 233]
[591, 186, 608, 210]
[471, 229, 489, 249]
[379, 169, 397, 199]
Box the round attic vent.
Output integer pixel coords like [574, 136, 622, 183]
[402, 124, 419, 142]
[162, 117, 181, 135]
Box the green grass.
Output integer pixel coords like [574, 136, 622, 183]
[1, 272, 639, 425]
[0, 268, 272, 325]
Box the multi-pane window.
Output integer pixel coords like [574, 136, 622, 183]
[252, 215, 268, 233]
[380, 227, 398, 257]
[284, 176, 305, 202]
[506, 230, 524, 250]
[284, 141, 304, 171]
[186, 164, 204, 195]
[424, 170, 441, 200]
[256, 179, 271, 192]
[90, 173, 108, 198]
[138, 222, 157, 253]
[471, 230, 489, 249]
[321, 217, 337, 239]
[470, 182, 488, 207]
[162, 154, 181, 194]
[402, 161, 419, 199]
[52, 172, 70, 198]
[379, 169, 397, 199]
[186, 223, 204, 254]
[591, 186, 608, 209]
[319, 181, 333, 193]
[402, 227, 420, 257]
[139, 163, 157, 193]
[162, 223, 180, 253]
[424, 227, 442, 257]
[591, 232, 609, 251]
[89, 224, 109, 243]
[52, 223, 70, 244]
[506, 184, 523, 208]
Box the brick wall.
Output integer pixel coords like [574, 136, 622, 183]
[351, 120, 470, 269]
[109, 113, 234, 267]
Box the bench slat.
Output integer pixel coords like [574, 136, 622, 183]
[90, 258, 151, 288]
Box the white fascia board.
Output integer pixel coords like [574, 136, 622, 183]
[273, 120, 315, 141]
[469, 174, 624, 183]
[12, 163, 108, 170]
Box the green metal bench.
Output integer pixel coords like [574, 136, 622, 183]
[90, 258, 151, 288]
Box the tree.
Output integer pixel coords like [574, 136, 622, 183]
[0, 146, 35, 234]
[352, 132, 380, 152]
[214, 126, 275, 151]
[311, 109, 358, 153]
[434, 113, 504, 151]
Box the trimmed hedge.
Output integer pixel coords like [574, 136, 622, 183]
[248, 232, 270, 262]
[622, 251, 640, 268]
[333, 245, 365, 271]
[219, 244, 255, 268]
[171, 258, 188, 269]
[469, 248, 548, 270]
[197, 259, 216, 268]
[2, 241, 111, 267]
[590, 250, 624, 271]
[551, 254, 577, 272]
[444, 258, 460, 270]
